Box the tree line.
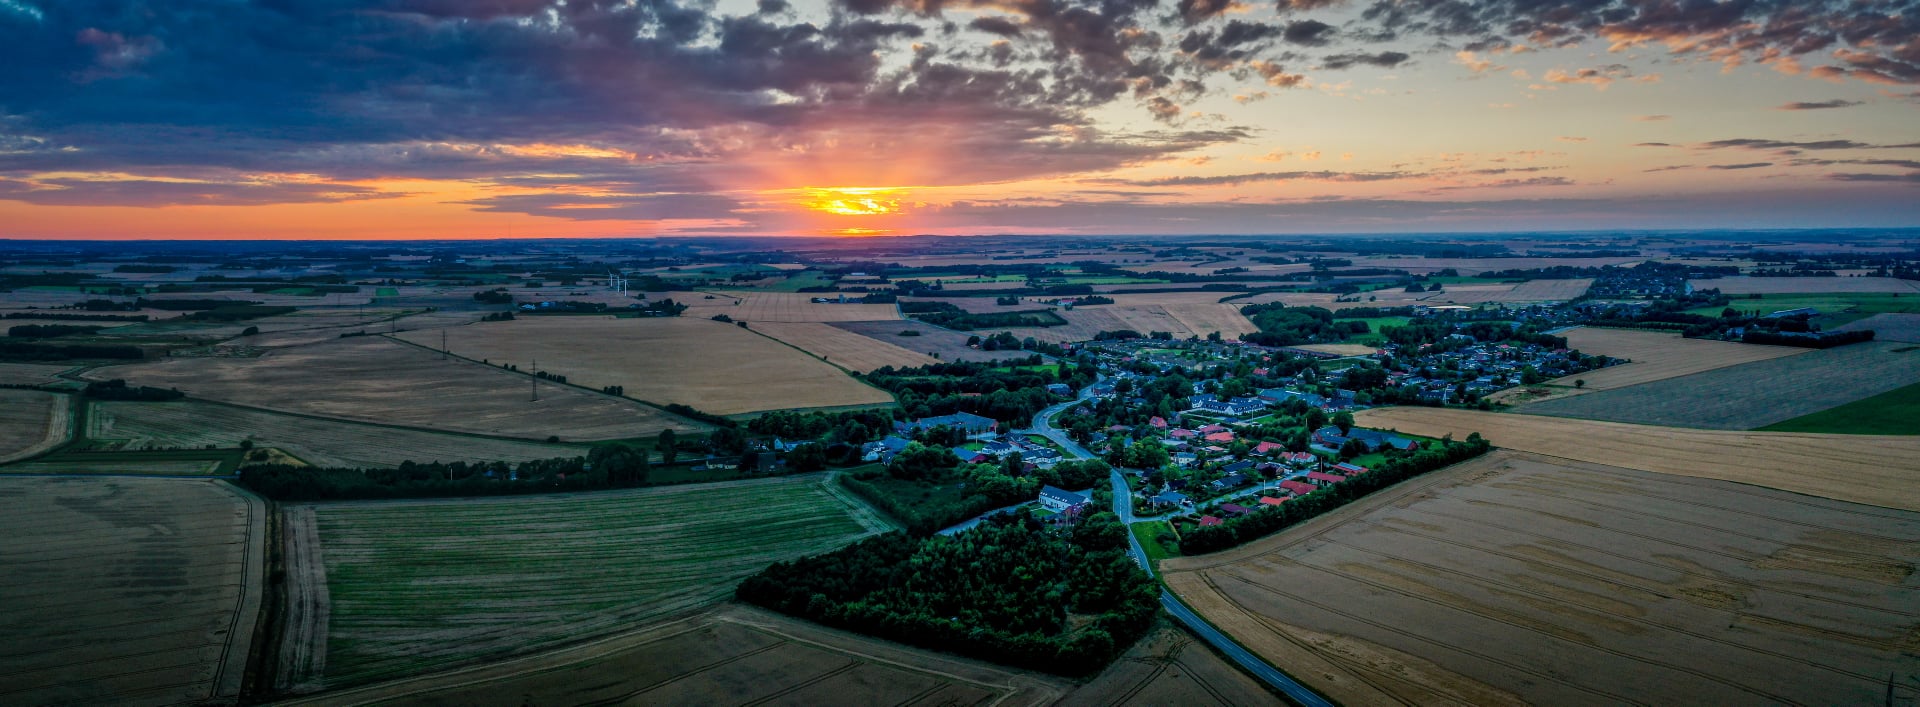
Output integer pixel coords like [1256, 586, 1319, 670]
[1179, 435, 1493, 554]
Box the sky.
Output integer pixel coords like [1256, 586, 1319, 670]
[1, 0, 1917, 239]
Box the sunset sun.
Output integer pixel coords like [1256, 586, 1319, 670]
[803, 187, 904, 217]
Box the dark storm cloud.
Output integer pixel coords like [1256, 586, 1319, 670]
[1826, 172, 1920, 182]
[1283, 19, 1337, 46]
[460, 192, 746, 221]
[1700, 139, 1890, 151]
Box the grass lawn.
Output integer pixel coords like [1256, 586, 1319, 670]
[759, 269, 835, 292]
[375, 287, 399, 296]
[1131, 521, 1181, 566]
[1759, 382, 1920, 435]
[993, 363, 1062, 375]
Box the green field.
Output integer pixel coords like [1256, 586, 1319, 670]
[374, 287, 399, 296]
[0, 448, 242, 475]
[1686, 293, 1920, 325]
[759, 269, 836, 292]
[308, 476, 872, 688]
[1758, 382, 1920, 435]
[1336, 316, 1411, 344]
[993, 362, 1062, 375]
[1131, 520, 1181, 566]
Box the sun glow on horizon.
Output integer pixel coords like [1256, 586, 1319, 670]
[802, 187, 905, 216]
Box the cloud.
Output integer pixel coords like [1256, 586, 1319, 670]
[1700, 138, 1887, 151]
[1558, 136, 1589, 143]
[1826, 172, 1920, 183]
[1636, 115, 1673, 122]
[1454, 51, 1503, 74]
[1117, 169, 1416, 187]
[1282, 19, 1336, 46]
[1775, 99, 1865, 111]
[1542, 64, 1649, 90]
[0, 173, 401, 207]
[1320, 51, 1410, 70]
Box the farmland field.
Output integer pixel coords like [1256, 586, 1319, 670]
[1692, 276, 1920, 295]
[275, 605, 1072, 707]
[1836, 312, 1920, 342]
[399, 317, 894, 415]
[0, 361, 75, 386]
[1162, 450, 1920, 706]
[747, 321, 938, 372]
[0, 477, 264, 706]
[281, 475, 877, 690]
[0, 389, 70, 464]
[1059, 624, 1276, 707]
[1543, 327, 1808, 391]
[1352, 407, 1920, 511]
[87, 400, 588, 467]
[1761, 381, 1920, 435]
[93, 336, 699, 440]
[830, 320, 1039, 363]
[672, 291, 901, 322]
[1519, 342, 1920, 429]
[1287, 343, 1379, 357]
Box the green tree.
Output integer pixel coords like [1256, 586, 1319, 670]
[657, 428, 678, 464]
[1306, 407, 1329, 431]
[1332, 410, 1354, 434]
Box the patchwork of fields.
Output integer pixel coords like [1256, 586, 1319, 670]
[747, 321, 938, 372]
[830, 320, 1039, 363]
[1520, 342, 1920, 429]
[1692, 276, 1920, 294]
[1164, 450, 1920, 707]
[88, 400, 588, 468]
[97, 336, 699, 440]
[400, 317, 895, 415]
[0, 477, 264, 706]
[1353, 407, 1920, 511]
[283, 476, 876, 690]
[0, 389, 70, 464]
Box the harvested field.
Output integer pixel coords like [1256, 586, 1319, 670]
[0, 389, 69, 464]
[87, 400, 587, 467]
[398, 317, 894, 415]
[747, 321, 937, 373]
[1163, 450, 1920, 707]
[1359, 256, 1641, 274]
[0, 359, 73, 386]
[830, 320, 1037, 364]
[0, 477, 264, 706]
[276, 604, 1071, 707]
[93, 336, 698, 441]
[672, 291, 901, 322]
[1506, 278, 1593, 300]
[1546, 327, 1808, 391]
[1836, 312, 1920, 342]
[2, 456, 226, 475]
[1059, 624, 1276, 707]
[284, 475, 876, 690]
[991, 303, 1256, 345]
[1520, 342, 1920, 429]
[1693, 276, 1920, 295]
[1163, 303, 1259, 338]
[900, 296, 1042, 313]
[1351, 407, 1920, 511]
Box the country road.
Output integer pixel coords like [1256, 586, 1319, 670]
[1022, 378, 1334, 707]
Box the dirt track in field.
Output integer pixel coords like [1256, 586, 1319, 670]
[1164, 450, 1920, 706]
[0, 389, 68, 464]
[1353, 407, 1920, 511]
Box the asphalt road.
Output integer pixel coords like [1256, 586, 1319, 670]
[1024, 378, 1334, 707]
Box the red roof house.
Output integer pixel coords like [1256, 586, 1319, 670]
[1253, 441, 1284, 455]
[1199, 515, 1224, 527]
[1203, 432, 1235, 443]
[1280, 480, 1317, 496]
[1169, 429, 1198, 439]
[1198, 424, 1229, 434]
[1219, 503, 1251, 517]
[1306, 471, 1346, 485]
[1148, 416, 1169, 429]
[1333, 462, 1369, 475]
[1258, 495, 1287, 507]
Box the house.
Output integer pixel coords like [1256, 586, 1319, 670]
[1172, 452, 1199, 467]
[1305, 471, 1347, 485]
[1090, 382, 1117, 397]
[1150, 490, 1189, 507]
[1252, 441, 1285, 456]
[1280, 479, 1318, 496]
[1219, 503, 1251, 517]
[1168, 428, 1199, 440]
[1333, 462, 1369, 475]
[1046, 383, 1073, 396]
[1258, 495, 1287, 507]
[1039, 485, 1091, 513]
[1198, 515, 1224, 527]
[1282, 451, 1318, 467]
[1259, 388, 1327, 408]
[1203, 431, 1234, 444]
[1197, 423, 1229, 435]
[1148, 416, 1168, 429]
[1198, 396, 1266, 416]
[861, 435, 913, 462]
[1221, 460, 1255, 475]
[1312, 426, 1420, 452]
[1209, 473, 1250, 491]
[896, 412, 999, 440]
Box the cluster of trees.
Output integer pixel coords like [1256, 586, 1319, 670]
[747, 408, 898, 445]
[187, 305, 298, 321]
[0, 341, 144, 361]
[899, 301, 1066, 330]
[238, 441, 668, 501]
[1180, 435, 1493, 554]
[1239, 304, 1367, 346]
[472, 289, 513, 304]
[8, 324, 104, 338]
[662, 403, 737, 428]
[843, 444, 1113, 535]
[136, 297, 258, 311]
[737, 509, 1157, 675]
[83, 379, 184, 401]
[865, 359, 1088, 425]
[3, 312, 148, 322]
